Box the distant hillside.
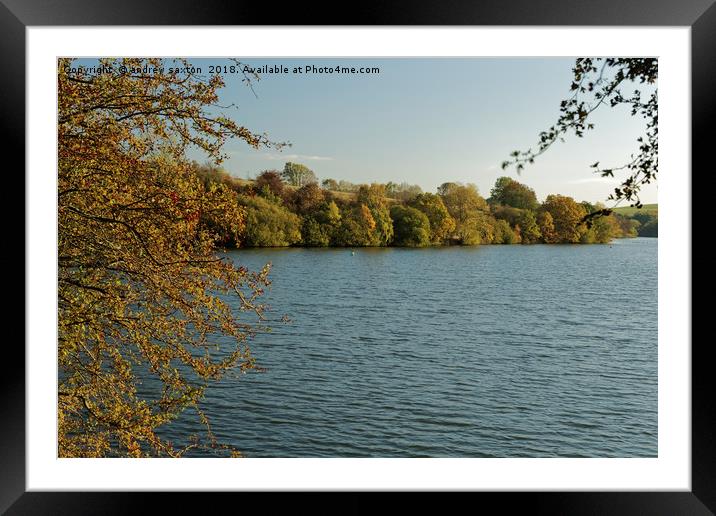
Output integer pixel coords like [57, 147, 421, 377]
[612, 204, 657, 216]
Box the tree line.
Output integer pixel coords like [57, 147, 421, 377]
[194, 162, 657, 249]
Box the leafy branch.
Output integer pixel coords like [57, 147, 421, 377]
[502, 58, 658, 211]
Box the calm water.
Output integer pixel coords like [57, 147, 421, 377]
[162, 238, 657, 457]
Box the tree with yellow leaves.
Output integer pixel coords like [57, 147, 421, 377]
[58, 58, 283, 457]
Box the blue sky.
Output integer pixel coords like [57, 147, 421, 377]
[77, 57, 658, 204]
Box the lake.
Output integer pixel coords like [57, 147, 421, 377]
[161, 237, 657, 457]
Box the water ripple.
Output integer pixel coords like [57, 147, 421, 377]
[158, 239, 657, 457]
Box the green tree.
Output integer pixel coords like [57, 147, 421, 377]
[301, 217, 332, 247]
[282, 162, 318, 187]
[517, 210, 542, 244]
[316, 200, 342, 227]
[489, 177, 539, 210]
[492, 205, 524, 226]
[473, 211, 497, 244]
[238, 194, 302, 247]
[58, 58, 285, 457]
[301, 200, 342, 246]
[493, 218, 520, 244]
[629, 210, 658, 237]
[384, 181, 398, 197]
[591, 214, 621, 243]
[390, 205, 431, 247]
[637, 217, 658, 237]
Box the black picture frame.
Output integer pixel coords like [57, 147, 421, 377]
[6, 1, 712, 513]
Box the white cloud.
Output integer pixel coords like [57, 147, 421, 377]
[262, 153, 334, 162]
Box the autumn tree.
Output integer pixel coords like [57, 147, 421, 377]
[282, 162, 318, 187]
[538, 211, 557, 244]
[407, 193, 456, 244]
[291, 182, 325, 216]
[335, 204, 378, 246]
[58, 58, 284, 457]
[255, 170, 285, 198]
[438, 182, 492, 245]
[356, 184, 394, 246]
[613, 214, 640, 238]
[541, 194, 588, 243]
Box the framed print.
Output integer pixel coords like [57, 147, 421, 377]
[7, 0, 713, 513]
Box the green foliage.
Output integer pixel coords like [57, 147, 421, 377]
[490, 177, 538, 210]
[612, 204, 658, 217]
[301, 217, 332, 247]
[238, 194, 302, 247]
[317, 200, 342, 226]
[493, 219, 520, 244]
[300, 200, 342, 246]
[390, 205, 431, 247]
[517, 210, 542, 244]
[581, 214, 619, 243]
[638, 218, 658, 237]
[492, 205, 524, 226]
